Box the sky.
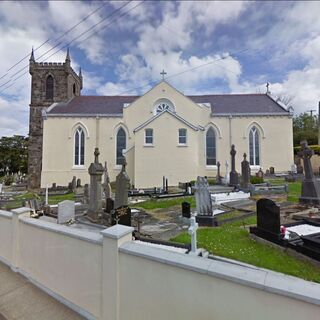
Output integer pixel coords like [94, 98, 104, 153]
[1, 0, 320, 137]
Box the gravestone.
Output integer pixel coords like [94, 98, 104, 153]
[291, 164, 297, 174]
[114, 157, 130, 209]
[76, 178, 81, 188]
[87, 148, 104, 221]
[216, 161, 222, 184]
[106, 198, 114, 214]
[103, 161, 112, 199]
[195, 176, 215, 226]
[111, 205, 131, 226]
[229, 145, 239, 187]
[253, 198, 281, 242]
[296, 156, 303, 174]
[298, 140, 320, 205]
[256, 168, 264, 178]
[182, 202, 191, 218]
[71, 176, 77, 190]
[269, 167, 275, 175]
[0, 183, 2, 194]
[224, 160, 229, 185]
[58, 200, 75, 224]
[188, 216, 199, 254]
[241, 153, 251, 190]
[83, 184, 89, 204]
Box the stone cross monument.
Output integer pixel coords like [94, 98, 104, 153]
[241, 153, 251, 190]
[298, 140, 320, 204]
[103, 161, 112, 199]
[88, 148, 104, 221]
[114, 157, 130, 209]
[229, 145, 239, 187]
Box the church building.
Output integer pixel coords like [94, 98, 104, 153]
[27, 51, 294, 189]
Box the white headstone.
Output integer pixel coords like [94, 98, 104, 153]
[45, 185, 49, 205]
[291, 163, 297, 174]
[58, 200, 75, 224]
[225, 160, 230, 184]
[188, 216, 198, 253]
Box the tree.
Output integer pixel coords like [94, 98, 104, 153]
[293, 113, 318, 146]
[0, 135, 28, 176]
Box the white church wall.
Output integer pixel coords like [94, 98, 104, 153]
[134, 112, 200, 188]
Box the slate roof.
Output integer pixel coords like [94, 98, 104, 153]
[47, 93, 289, 116]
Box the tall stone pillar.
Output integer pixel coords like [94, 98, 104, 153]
[88, 148, 104, 221]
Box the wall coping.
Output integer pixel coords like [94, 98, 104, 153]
[11, 207, 32, 215]
[120, 241, 320, 306]
[101, 225, 134, 240]
[0, 210, 12, 219]
[20, 216, 103, 245]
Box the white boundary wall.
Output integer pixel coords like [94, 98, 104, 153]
[0, 208, 319, 320]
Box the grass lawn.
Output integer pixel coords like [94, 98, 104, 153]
[2, 192, 75, 210]
[172, 216, 320, 283]
[135, 196, 196, 210]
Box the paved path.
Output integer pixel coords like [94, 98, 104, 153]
[0, 262, 84, 320]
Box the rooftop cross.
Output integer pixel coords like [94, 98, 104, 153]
[160, 69, 167, 80]
[266, 82, 270, 94]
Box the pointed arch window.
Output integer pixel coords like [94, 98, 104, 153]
[46, 75, 54, 100]
[206, 128, 216, 165]
[74, 127, 85, 166]
[116, 127, 126, 165]
[249, 126, 260, 165]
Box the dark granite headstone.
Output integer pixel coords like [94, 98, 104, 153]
[76, 178, 81, 188]
[52, 182, 56, 189]
[71, 176, 77, 190]
[298, 140, 320, 205]
[256, 198, 280, 241]
[181, 202, 191, 218]
[106, 198, 114, 213]
[241, 153, 251, 190]
[112, 205, 131, 226]
[269, 167, 275, 175]
[229, 145, 239, 186]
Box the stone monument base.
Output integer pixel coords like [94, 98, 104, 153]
[196, 215, 217, 227]
[86, 211, 102, 223]
[299, 196, 320, 205]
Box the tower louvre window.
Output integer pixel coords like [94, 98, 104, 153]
[46, 75, 54, 100]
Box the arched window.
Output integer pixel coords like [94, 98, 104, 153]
[46, 75, 54, 100]
[153, 98, 175, 114]
[116, 127, 126, 165]
[249, 126, 260, 165]
[74, 127, 85, 166]
[206, 128, 216, 165]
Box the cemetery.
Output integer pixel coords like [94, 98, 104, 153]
[1, 142, 320, 318]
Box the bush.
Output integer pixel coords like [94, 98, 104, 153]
[3, 175, 14, 186]
[250, 176, 264, 184]
[294, 145, 320, 155]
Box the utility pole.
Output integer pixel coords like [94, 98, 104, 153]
[318, 102, 320, 146]
[307, 109, 316, 116]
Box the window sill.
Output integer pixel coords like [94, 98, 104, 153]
[72, 166, 86, 170]
[250, 165, 261, 170]
[206, 165, 218, 169]
[143, 144, 154, 147]
[114, 165, 122, 170]
[177, 144, 188, 147]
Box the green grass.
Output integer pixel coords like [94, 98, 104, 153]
[135, 196, 196, 210]
[2, 192, 75, 210]
[172, 216, 320, 283]
[265, 178, 301, 203]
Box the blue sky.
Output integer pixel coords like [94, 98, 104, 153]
[1, 1, 320, 137]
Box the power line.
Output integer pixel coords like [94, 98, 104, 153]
[0, 1, 140, 95]
[7, 1, 133, 80]
[117, 48, 251, 95]
[2, 1, 108, 77]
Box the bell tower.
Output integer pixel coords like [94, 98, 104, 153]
[28, 48, 83, 189]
